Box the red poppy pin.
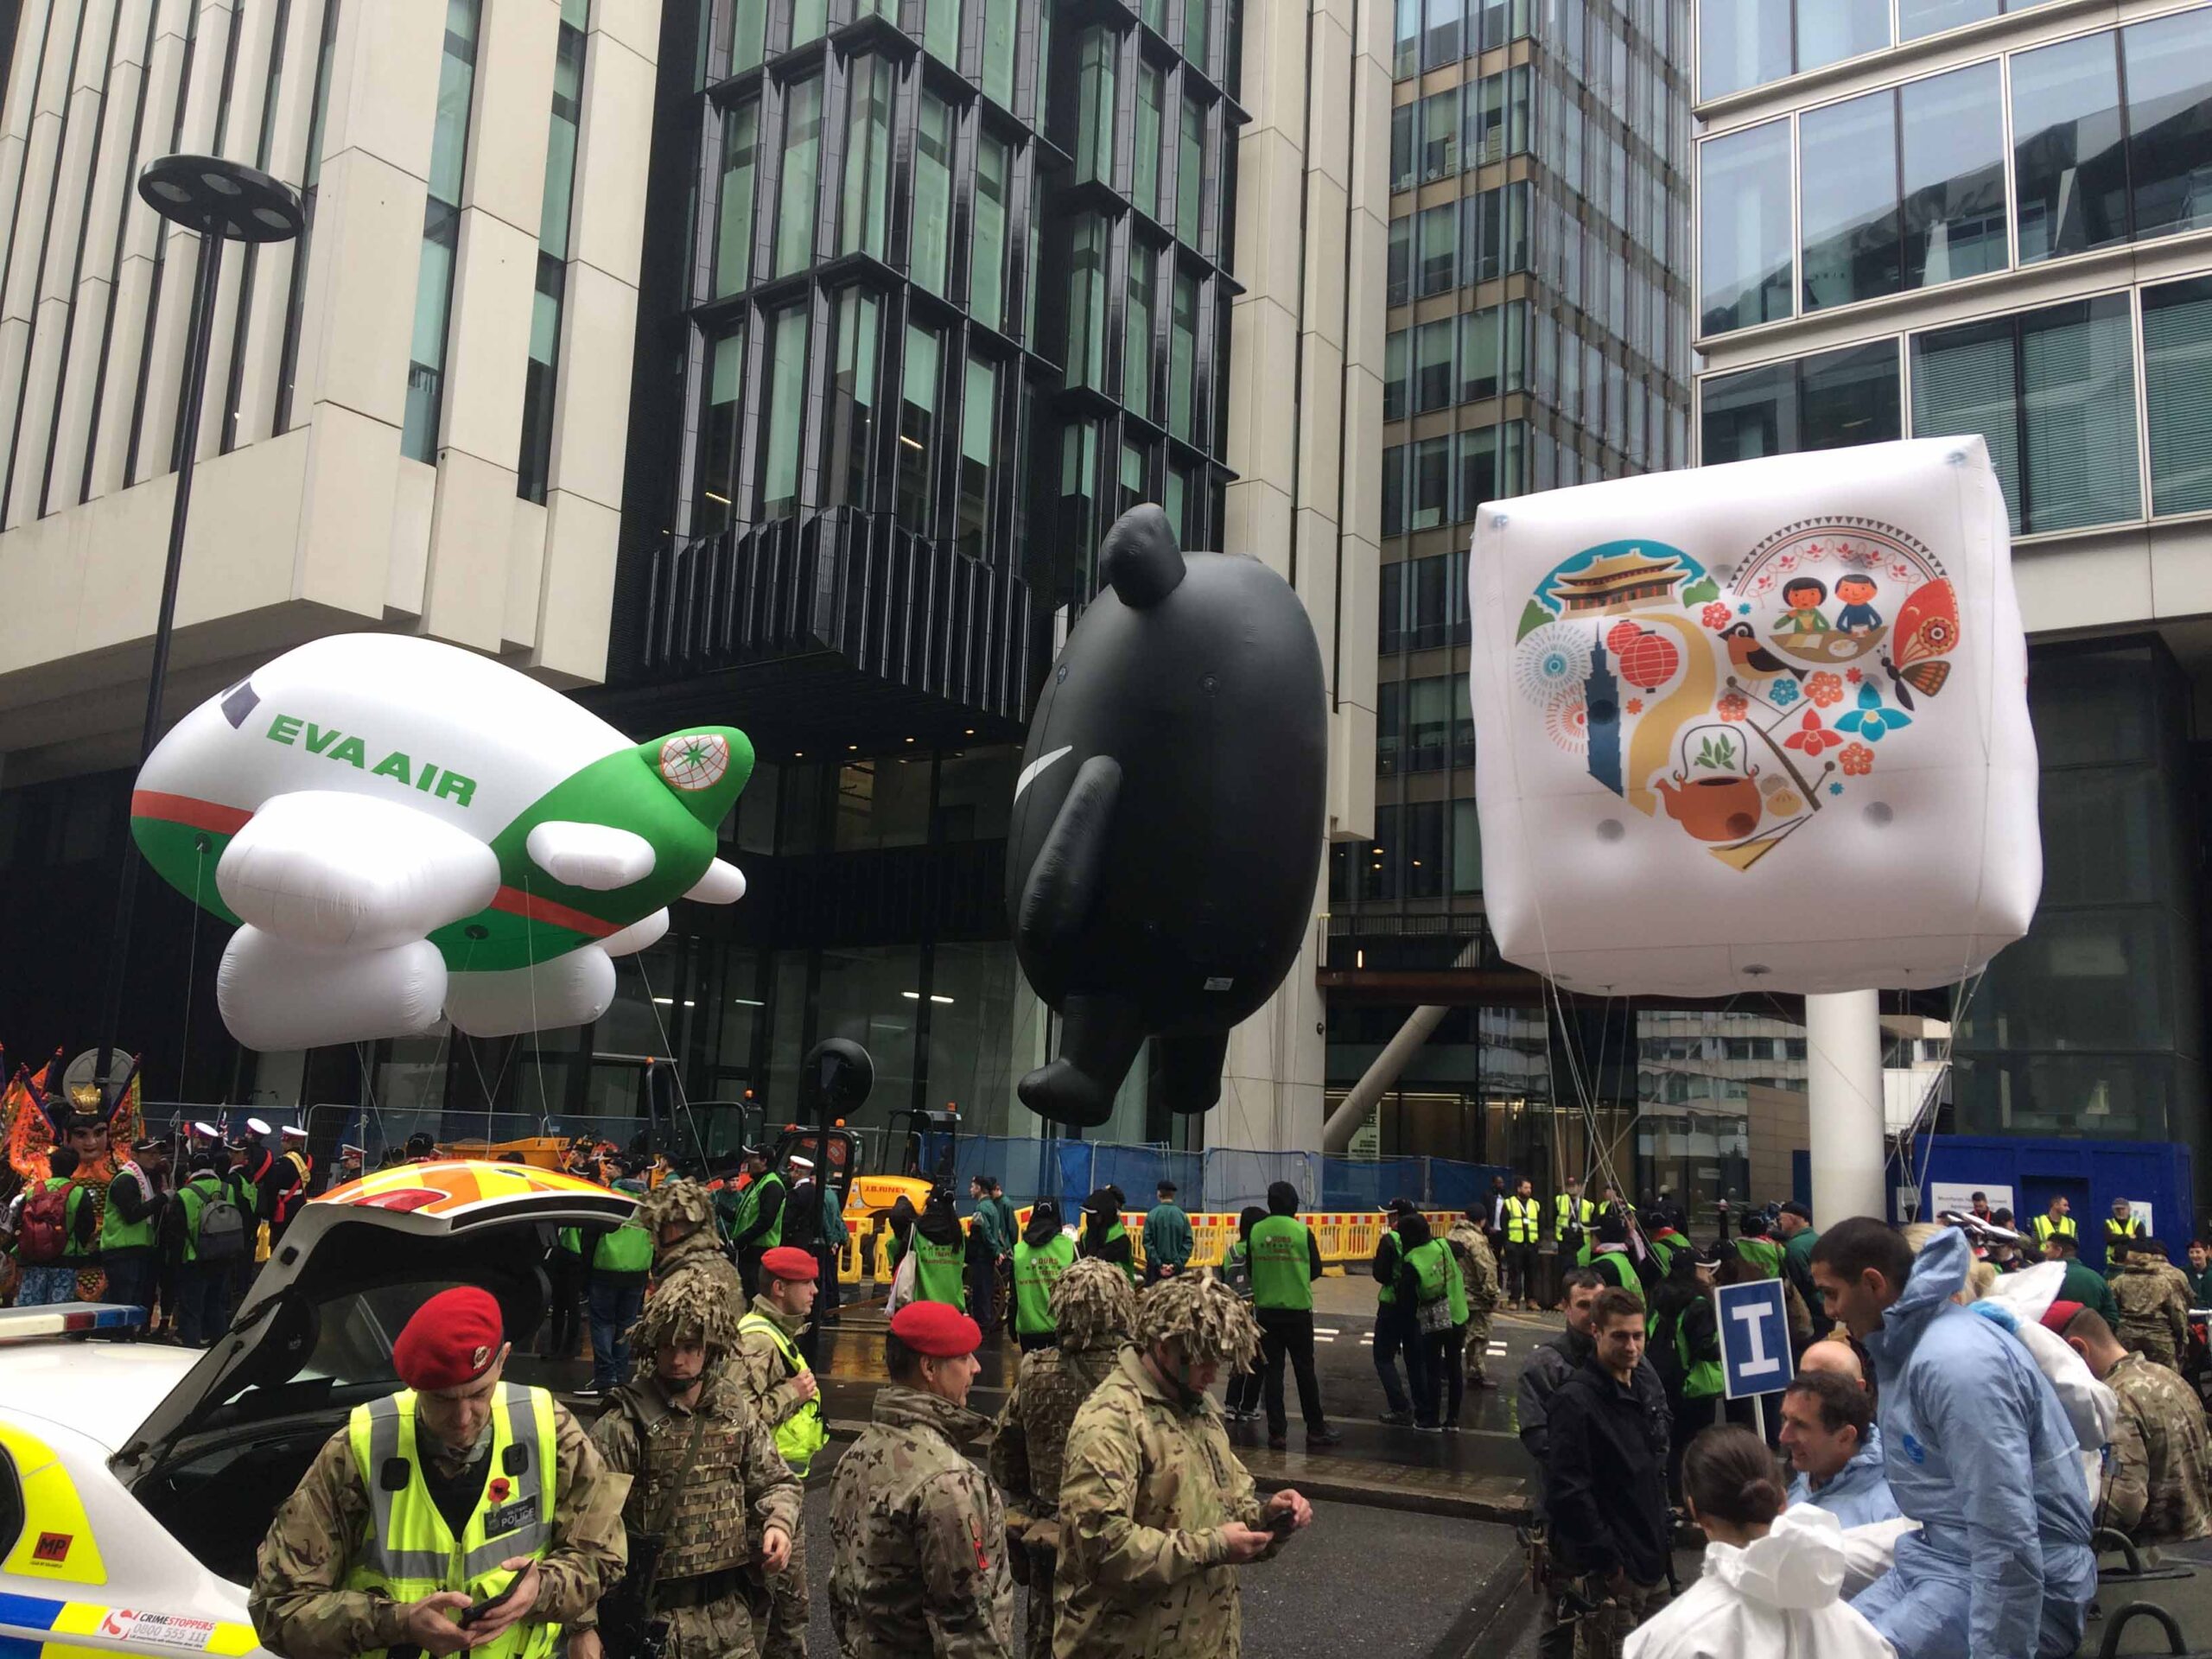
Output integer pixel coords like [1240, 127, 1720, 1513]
[489, 1477, 512, 1503]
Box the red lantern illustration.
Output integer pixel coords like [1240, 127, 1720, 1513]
[1617, 628, 1680, 692]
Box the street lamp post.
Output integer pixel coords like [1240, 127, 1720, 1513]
[92, 155, 303, 1107]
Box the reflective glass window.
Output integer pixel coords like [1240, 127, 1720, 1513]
[1127, 242, 1157, 420]
[1465, 76, 1503, 169]
[1414, 317, 1453, 412]
[729, 0, 766, 72]
[1075, 28, 1114, 186]
[1898, 0, 1995, 45]
[1697, 0, 1788, 100]
[775, 76, 822, 277]
[1170, 272, 1198, 442]
[1699, 119, 1791, 334]
[1394, 0, 1420, 77]
[1801, 89, 1900, 311]
[696, 327, 745, 531]
[1798, 0, 1887, 76]
[1425, 0, 1462, 68]
[958, 355, 996, 557]
[982, 0, 1015, 104]
[898, 324, 940, 525]
[1406, 800, 1446, 898]
[1902, 62, 2007, 287]
[1459, 308, 1497, 402]
[790, 0, 823, 48]
[1383, 328, 1408, 423]
[1136, 64, 1165, 219]
[972, 135, 1008, 330]
[1185, 0, 1209, 70]
[2122, 9, 2212, 243]
[1419, 204, 1456, 294]
[1422, 87, 1459, 181]
[840, 58, 892, 259]
[1178, 92, 1204, 246]
[716, 101, 760, 296]
[1067, 215, 1107, 389]
[1911, 294, 2139, 535]
[1411, 435, 1451, 528]
[1452, 799, 1482, 893]
[1388, 216, 1412, 303]
[1381, 443, 1406, 536]
[1390, 104, 1414, 194]
[1701, 341, 1902, 464]
[925, 0, 958, 64]
[913, 93, 953, 297]
[2145, 276, 2212, 518]
[761, 307, 807, 519]
[827, 289, 879, 510]
[2012, 32, 2127, 264]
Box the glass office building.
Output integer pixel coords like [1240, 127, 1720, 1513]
[1321, 0, 1711, 1187]
[1692, 0, 2212, 1179]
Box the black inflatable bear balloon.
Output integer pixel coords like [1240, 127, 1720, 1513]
[1006, 505, 1327, 1128]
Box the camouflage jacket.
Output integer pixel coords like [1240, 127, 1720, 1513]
[1446, 1221, 1501, 1317]
[828, 1385, 1014, 1659]
[2102, 1350, 2212, 1547]
[989, 1341, 1124, 1550]
[728, 1294, 817, 1433]
[1053, 1348, 1277, 1659]
[2113, 1262, 2191, 1367]
[250, 1395, 628, 1659]
[589, 1370, 801, 1577]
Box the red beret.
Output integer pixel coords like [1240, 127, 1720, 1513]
[394, 1287, 504, 1392]
[2040, 1300, 2085, 1335]
[762, 1245, 818, 1282]
[890, 1300, 982, 1358]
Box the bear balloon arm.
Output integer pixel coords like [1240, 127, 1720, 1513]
[524, 821, 657, 890]
[214, 791, 501, 952]
[1016, 754, 1122, 956]
[683, 857, 746, 905]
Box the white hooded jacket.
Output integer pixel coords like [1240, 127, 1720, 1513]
[1623, 1504, 1896, 1659]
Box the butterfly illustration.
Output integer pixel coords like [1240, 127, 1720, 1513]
[1883, 578, 1958, 709]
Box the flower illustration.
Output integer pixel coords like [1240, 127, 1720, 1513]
[1806, 671, 1845, 708]
[1830, 782, 1846, 797]
[1514, 623, 1590, 706]
[1890, 561, 1913, 582]
[1836, 683, 1912, 742]
[1626, 697, 1644, 715]
[1784, 708, 1844, 758]
[1700, 601, 1732, 630]
[1840, 743, 1875, 777]
[1777, 553, 1799, 573]
[1544, 696, 1589, 754]
[1738, 602, 1752, 615]
[1846, 667, 1864, 684]
[1769, 677, 1800, 708]
[1717, 692, 1750, 722]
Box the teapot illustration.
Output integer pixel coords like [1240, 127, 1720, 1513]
[1655, 722, 1763, 842]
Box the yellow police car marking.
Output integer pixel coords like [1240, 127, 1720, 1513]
[0, 1428, 104, 1586]
[9, 1601, 257, 1659]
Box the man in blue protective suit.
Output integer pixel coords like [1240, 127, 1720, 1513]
[1809, 1219, 2094, 1659]
[1780, 1370, 1901, 1527]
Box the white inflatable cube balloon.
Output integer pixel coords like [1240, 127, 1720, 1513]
[1468, 436, 2039, 996]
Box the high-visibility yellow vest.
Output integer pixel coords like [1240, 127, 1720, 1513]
[1505, 1197, 1541, 1245]
[2106, 1217, 2145, 1241]
[1554, 1194, 1594, 1237]
[344, 1383, 561, 1659]
[738, 1312, 830, 1476]
[2032, 1213, 2078, 1245]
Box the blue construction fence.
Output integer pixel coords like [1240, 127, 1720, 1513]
[928, 1134, 1509, 1217]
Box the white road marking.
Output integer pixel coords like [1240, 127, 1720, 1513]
[1313, 1326, 1341, 1335]
[1013, 746, 1073, 799]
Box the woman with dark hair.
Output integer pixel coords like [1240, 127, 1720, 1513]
[1222, 1205, 1268, 1421]
[1077, 1187, 1135, 1282]
[1623, 1424, 1891, 1659]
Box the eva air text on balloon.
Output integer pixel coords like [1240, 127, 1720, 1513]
[263, 711, 479, 807]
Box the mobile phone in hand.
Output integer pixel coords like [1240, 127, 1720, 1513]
[1265, 1504, 1298, 1538]
[461, 1577, 522, 1627]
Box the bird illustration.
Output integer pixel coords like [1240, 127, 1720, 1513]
[1719, 622, 1804, 682]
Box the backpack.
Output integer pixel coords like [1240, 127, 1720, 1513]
[194, 1188, 249, 1262]
[16, 1179, 79, 1264]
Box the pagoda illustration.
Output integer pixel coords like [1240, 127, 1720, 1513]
[1547, 548, 1687, 616]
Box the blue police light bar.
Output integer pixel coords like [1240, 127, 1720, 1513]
[0, 1302, 146, 1342]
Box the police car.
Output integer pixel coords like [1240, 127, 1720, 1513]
[0, 1160, 630, 1659]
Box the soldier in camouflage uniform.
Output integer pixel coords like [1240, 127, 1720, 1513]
[588, 1265, 801, 1659]
[829, 1300, 1014, 1658]
[2113, 1238, 2194, 1371]
[728, 1247, 831, 1659]
[988, 1261, 1137, 1659]
[251, 1287, 629, 1659]
[1054, 1274, 1313, 1659]
[2061, 1305, 2212, 1548]
[645, 1179, 747, 1309]
[1447, 1212, 1502, 1389]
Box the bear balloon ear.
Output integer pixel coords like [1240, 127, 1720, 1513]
[1099, 505, 1185, 610]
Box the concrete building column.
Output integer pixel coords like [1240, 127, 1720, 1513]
[1805, 988, 1888, 1225]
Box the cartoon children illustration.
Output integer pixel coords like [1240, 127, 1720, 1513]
[1834, 573, 1882, 633]
[1775, 576, 1831, 634]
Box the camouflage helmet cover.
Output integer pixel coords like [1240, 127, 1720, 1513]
[639, 1177, 715, 1234]
[626, 1268, 741, 1374]
[1135, 1271, 1261, 1367]
[1050, 1257, 1137, 1353]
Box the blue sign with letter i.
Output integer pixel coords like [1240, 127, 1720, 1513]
[1716, 1276, 1796, 1401]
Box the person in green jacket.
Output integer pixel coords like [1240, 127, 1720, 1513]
[2046, 1230, 2123, 1331]
[1077, 1187, 1135, 1283]
[908, 1185, 969, 1310]
[1736, 1215, 1786, 1280]
[2186, 1239, 2212, 1309]
[732, 1147, 787, 1300]
[969, 1175, 1014, 1335]
[1141, 1180, 1193, 1284]
[576, 1168, 655, 1396]
[1776, 1200, 1821, 1323]
[1012, 1199, 1077, 1351]
[1249, 1181, 1344, 1449]
[1395, 1211, 1465, 1432]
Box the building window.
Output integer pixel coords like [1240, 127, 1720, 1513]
[1381, 442, 1405, 536]
[716, 99, 760, 295]
[401, 0, 480, 463]
[1898, 0, 2002, 45]
[1185, 0, 1209, 72]
[971, 135, 1009, 331]
[1135, 63, 1165, 219]
[1698, 118, 1790, 336]
[925, 0, 959, 66]
[839, 58, 892, 261]
[898, 323, 940, 526]
[1383, 328, 1407, 422]
[275, 0, 342, 435]
[1459, 303, 1514, 402]
[1699, 0, 1885, 99]
[696, 327, 746, 532]
[1700, 340, 1901, 465]
[1411, 434, 1450, 529]
[1457, 422, 1522, 514]
[775, 76, 823, 277]
[791, 0, 824, 49]
[1406, 800, 1445, 899]
[1075, 27, 1114, 188]
[2144, 276, 2212, 518]
[1452, 799, 1482, 893]
[1801, 89, 1900, 313]
[1424, 0, 1462, 69]
[1910, 294, 2139, 536]
[761, 307, 809, 519]
[1902, 62, 2007, 286]
[1177, 92, 1205, 247]
[1422, 86, 1458, 181]
[1119, 437, 1147, 512]
[1417, 203, 1455, 295]
[1388, 217, 1412, 304]
[913, 92, 953, 297]
[1390, 104, 1414, 194]
[729, 0, 767, 72]
[1127, 240, 1157, 420]
[827, 288, 880, 510]
[1169, 271, 1198, 442]
[1460, 181, 1527, 283]
[1393, 0, 1419, 78]
[2121, 10, 2212, 244]
[1067, 216, 1107, 390]
[1413, 317, 1452, 412]
[958, 354, 996, 556]
[982, 0, 1015, 104]
[2011, 30, 2127, 265]
[518, 0, 588, 505]
[1062, 420, 1100, 575]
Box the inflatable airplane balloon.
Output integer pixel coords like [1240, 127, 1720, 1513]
[1467, 436, 2039, 996]
[131, 634, 753, 1050]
